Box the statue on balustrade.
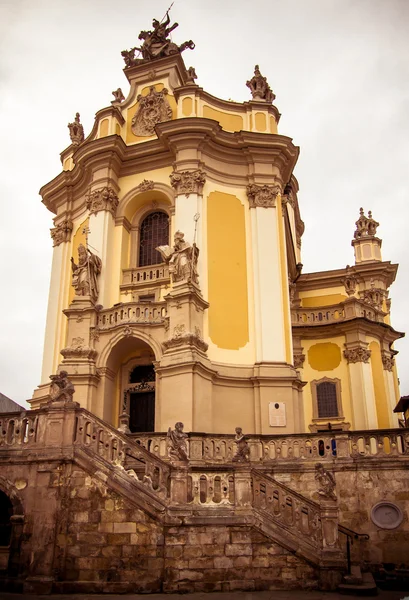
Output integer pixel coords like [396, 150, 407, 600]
[156, 230, 199, 285]
[49, 371, 75, 404]
[71, 243, 102, 303]
[232, 427, 250, 462]
[167, 422, 188, 461]
[315, 462, 336, 501]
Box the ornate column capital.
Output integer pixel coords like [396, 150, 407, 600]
[246, 184, 280, 208]
[293, 353, 305, 369]
[50, 219, 73, 246]
[86, 186, 119, 217]
[381, 351, 395, 371]
[343, 347, 371, 364]
[170, 169, 206, 197]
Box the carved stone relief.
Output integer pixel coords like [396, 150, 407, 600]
[381, 351, 395, 372]
[293, 354, 306, 369]
[136, 179, 155, 193]
[86, 187, 119, 217]
[50, 219, 73, 246]
[170, 169, 206, 197]
[343, 347, 371, 364]
[60, 337, 97, 360]
[131, 87, 172, 136]
[246, 184, 280, 208]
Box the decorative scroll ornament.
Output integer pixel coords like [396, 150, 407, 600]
[167, 422, 188, 462]
[354, 207, 379, 239]
[343, 266, 357, 296]
[71, 244, 102, 303]
[136, 179, 155, 193]
[246, 65, 276, 102]
[293, 354, 306, 369]
[343, 347, 371, 364]
[67, 112, 84, 145]
[60, 337, 97, 360]
[111, 88, 125, 103]
[381, 351, 395, 372]
[232, 427, 250, 462]
[246, 184, 280, 208]
[131, 86, 172, 136]
[315, 463, 336, 501]
[170, 169, 206, 197]
[86, 187, 119, 217]
[50, 219, 73, 246]
[121, 12, 195, 67]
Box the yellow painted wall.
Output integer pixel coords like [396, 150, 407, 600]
[369, 341, 390, 428]
[207, 191, 249, 349]
[277, 195, 292, 363]
[270, 115, 278, 134]
[203, 106, 243, 132]
[301, 294, 347, 307]
[69, 218, 89, 304]
[182, 97, 193, 116]
[255, 112, 266, 132]
[302, 337, 353, 428]
[126, 84, 177, 144]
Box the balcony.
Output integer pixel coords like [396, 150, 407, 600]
[97, 302, 167, 330]
[121, 263, 170, 293]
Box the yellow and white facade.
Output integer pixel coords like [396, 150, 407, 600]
[31, 52, 403, 435]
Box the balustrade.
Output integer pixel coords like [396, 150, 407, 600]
[187, 472, 235, 505]
[97, 302, 167, 329]
[292, 298, 384, 327]
[121, 264, 170, 289]
[0, 413, 38, 447]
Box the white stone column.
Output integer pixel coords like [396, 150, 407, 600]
[40, 221, 73, 383]
[247, 184, 286, 363]
[344, 346, 378, 429]
[86, 187, 119, 308]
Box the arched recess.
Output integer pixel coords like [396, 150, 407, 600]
[96, 331, 160, 431]
[0, 476, 24, 575]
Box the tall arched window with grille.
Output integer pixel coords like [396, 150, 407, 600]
[138, 211, 169, 267]
[316, 381, 338, 418]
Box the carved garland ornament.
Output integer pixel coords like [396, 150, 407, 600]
[50, 219, 73, 246]
[136, 179, 155, 193]
[86, 187, 119, 217]
[131, 86, 172, 136]
[170, 169, 206, 197]
[246, 184, 280, 208]
[343, 347, 371, 364]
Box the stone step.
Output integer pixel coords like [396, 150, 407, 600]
[343, 564, 363, 585]
[338, 572, 378, 596]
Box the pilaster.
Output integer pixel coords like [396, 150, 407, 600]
[344, 339, 378, 429]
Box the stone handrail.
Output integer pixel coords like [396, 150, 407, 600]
[292, 298, 384, 327]
[0, 412, 38, 447]
[74, 410, 170, 499]
[252, 470, 322, 552]
[130, 428, 409, 463]
[96, 301, 167, 329]
[121, 263, 170, 289]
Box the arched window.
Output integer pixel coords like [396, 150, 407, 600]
[316, 381, 338, 418]
[138, 211, 169, 267]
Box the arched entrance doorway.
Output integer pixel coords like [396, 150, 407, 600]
[127, 364, 156, 432]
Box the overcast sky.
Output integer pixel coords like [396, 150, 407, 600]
[0, 0, 408, 407]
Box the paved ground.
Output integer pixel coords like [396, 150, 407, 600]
[1, 591, 409, 600]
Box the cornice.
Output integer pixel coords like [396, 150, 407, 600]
[292, 316, 404, 344]
[297, 261, 399, 292]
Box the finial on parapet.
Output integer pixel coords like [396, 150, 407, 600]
[111, 88, 125, 104]
[121, 12, 195, 67]
[186, 66, 197, 83]
[246, 65, 275, 102]
[67, 112, 84, 146]
[232, 427, 250, 462]
[354, 207, 379, 239]
[315, 463, 336, 501]
[167, 422, 188, 461]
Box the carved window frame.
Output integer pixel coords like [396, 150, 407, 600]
[309, 377, 348, 432]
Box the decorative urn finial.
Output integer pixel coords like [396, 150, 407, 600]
[67, 112, 84, 146]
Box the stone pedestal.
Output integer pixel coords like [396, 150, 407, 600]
[234, 466, 253, 509]
[170, 464, 189, 504]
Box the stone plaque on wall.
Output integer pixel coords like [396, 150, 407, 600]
[269, 402, 286, 427]
[371, 502, 403, 530]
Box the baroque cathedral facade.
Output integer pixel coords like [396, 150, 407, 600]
[0, 15, 408, 594]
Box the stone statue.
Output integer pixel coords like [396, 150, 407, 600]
[167, 422, 188, 461]
[122, 12, 195, 67]
[246, 65, 275, 103]
[71, 244, 102, 303]
[49, 371, 75, 403]
[232, 427, 250, 462]
[156, 231, 199, 285]
[315, 463, 336, 501]
[67, 112, 84, 145]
